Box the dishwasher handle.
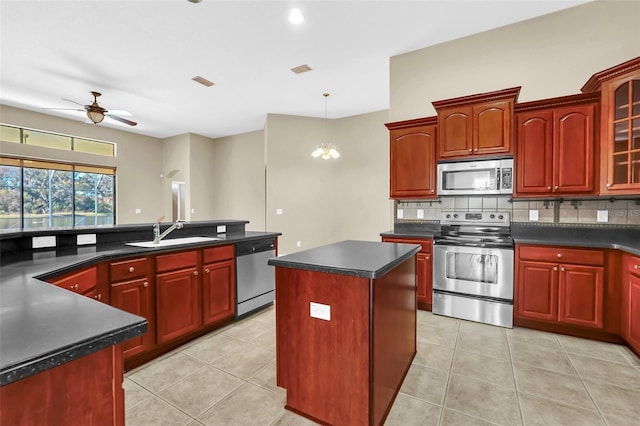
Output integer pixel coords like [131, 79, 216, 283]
[236, 238, 276, 256]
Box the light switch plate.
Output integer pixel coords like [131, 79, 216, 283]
[32, 236, 56, 249]
[597, 210, 609, 222]
[77, 234, 96, 245]
[529, 210, 539, 221]
[397, 209, 404, 219]
[417, 209, 424, 219]
[310, 302, 330, 321]
[276, 208, 283, 215]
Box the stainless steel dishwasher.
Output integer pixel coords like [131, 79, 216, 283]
[235, 237, 276, 317]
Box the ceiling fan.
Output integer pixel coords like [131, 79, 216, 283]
[45, 91, 137, 126]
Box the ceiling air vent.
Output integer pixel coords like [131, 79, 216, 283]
[290, 64, 312, 74]
[192, 76, 215, 87]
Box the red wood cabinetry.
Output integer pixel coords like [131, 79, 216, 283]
[109, 257, 154, 359]
[382, 237, 432, 310]
[622, 254, 640, 354]
[582, 57, 640, 195]
[515, 95, 599, 196]
[155, 250, 202, 344]
[433, 87, 520, 160]
[48, 264, 108, 303]
[202, 245, 236, 325]
[516, 245, 604, 329]
[385, 117, 437, 199]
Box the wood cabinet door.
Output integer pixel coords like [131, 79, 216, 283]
[438, 106, 473, 159]
[156, 268, 201, 344]
[554, 104, 596, 194]
[473, 99, 513, 156]
[516, 260, 558, 322]
[622, 260, 640, 351]
[515, 110, 554, 195]
[111, 278, 154, 359]
[202, 259, 236, 325]
[558, 264, 604, 329]
[390, 124, 437, 198]
[416, 252, 432, 310]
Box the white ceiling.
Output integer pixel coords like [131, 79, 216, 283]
[0, 0, 590, 139]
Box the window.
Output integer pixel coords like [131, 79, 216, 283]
[0, 158, 115, 231]
[0, 124, 115, 157]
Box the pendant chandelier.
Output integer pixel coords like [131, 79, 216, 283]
[311, 93, 340, 160]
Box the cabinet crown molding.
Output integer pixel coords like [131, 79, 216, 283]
[432, 86, 521, 110]
[385, 116, 437, 130]
[581, 56, 640, 93]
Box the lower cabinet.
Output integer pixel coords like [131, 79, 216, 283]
[382, 237, 432, 310]
[155, 251, 202, 344]
[48, 265, 108, 303]
[202, 259, 236, 325]
[111, 279, 153, 358]
[622, 254, 640, 353]
[516, 245, 604, 330]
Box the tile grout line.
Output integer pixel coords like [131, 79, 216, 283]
[436, 320, 459, 426]
[506, 331, 526, 426]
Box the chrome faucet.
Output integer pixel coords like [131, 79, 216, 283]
[153, 216, 184, 244]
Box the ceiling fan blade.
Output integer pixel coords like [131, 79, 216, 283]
[105, 109, 132, 116]
[106, 113, 137, 126]
[61, 98, 86, 107]
[42, 107, 84, 111]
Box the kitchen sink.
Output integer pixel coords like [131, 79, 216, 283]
[126, 236, 221, 248]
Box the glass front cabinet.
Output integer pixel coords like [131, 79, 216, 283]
[583, 57, 640, 194]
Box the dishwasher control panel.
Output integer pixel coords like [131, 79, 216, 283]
[236, 238, 277, 256]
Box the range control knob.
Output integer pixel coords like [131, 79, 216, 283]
[453, 214, 459, 219]
[498, 215, 504, 220]
[490, 214, 495, 219]
[446, 214, 451, 219]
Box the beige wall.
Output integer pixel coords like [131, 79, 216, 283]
[265, 112, 393, 255]
[390, 0, 640, 122]
[161, 133, 190, 221]
[209, 130, 266, 231]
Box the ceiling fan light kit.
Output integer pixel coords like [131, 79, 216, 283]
[46, 91, 137, 127]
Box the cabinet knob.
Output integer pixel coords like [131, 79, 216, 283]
[129, 267, 135, 273]
[474, 148, 478, 152]
[430, 189, 435, 193]
[547, 186, 551, 191]
[635, 265, 639, 270]
[468, 148, 473, 153]
[561, 267, 565, 272]
[554, 185, 559, 190]
[557, 253, 562, 258]
[70, 284, 79, 290]
[553, 266, 558, 271]
[606, 183, 611, 188]
[94, 294, 102, 300]
[425, 255, 430, 260]
[205, 268, 210, 273]
[143, 281, 149, 287]
[193, 270, 199, 276]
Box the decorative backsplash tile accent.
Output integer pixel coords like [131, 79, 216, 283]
[395, 197, 640, 225]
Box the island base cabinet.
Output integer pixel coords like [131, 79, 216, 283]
[275, 257, 416, 426]
[110, 278, 154, 359]
[0, 345, 124, 426]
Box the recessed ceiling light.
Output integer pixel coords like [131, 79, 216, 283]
[288, 8, 304, 24]
[187, 0, 202, 3]
[192, 76, 214, 87]
[290, 64, 312, 74]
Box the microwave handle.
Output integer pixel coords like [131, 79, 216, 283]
[497, 168, 501, 189]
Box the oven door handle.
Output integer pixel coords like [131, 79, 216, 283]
[434, 241, 487, 248]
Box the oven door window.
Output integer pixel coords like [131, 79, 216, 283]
[442, 169, 496, 191]
[445, 252, 498, 284]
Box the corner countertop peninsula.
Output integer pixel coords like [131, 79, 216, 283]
[268, 240, 420, 425]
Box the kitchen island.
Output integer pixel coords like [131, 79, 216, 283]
[268, 240, 420, 426]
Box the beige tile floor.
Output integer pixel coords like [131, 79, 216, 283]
[124, 306, 640, 425]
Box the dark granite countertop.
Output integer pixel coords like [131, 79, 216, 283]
[268, 240, 421, 279]
[510, 223, 640, 256]
[380, 222, 440, 239]
[0, 229, 280, 386]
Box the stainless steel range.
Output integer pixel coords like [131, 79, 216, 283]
[433, 211, 514, 328]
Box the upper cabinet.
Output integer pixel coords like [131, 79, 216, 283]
[582, 57, 640, 195]
[433, 87, 520, 160]
[514, 93, 599, 197]
[386, 117, 437, 199]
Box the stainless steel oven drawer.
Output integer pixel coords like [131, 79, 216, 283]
[432, 291, 513, 328]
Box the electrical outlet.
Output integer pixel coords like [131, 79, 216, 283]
[597, 210, 609, 223]
[32, 236, 56, 249]
[77, 234, 96, 245]
[417, 209, 424, 219]
[217, 225, 227, 233]
[276, 208, 283, 215]
[135, 208, 141, 214]
[529, 210, 539, 221]
[397, 209, 404, 219]
[296, 241, 301, 247]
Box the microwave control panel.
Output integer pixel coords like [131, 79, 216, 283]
[500, 168, 513, 190]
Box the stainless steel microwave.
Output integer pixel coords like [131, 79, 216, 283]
[437, 158, 514, 196]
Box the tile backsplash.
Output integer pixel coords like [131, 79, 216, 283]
[395, 197, 640, 225]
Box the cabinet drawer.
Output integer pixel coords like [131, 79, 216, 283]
[519, 245, 604, 266]
[202, 245, 235, 264]
[82, 288, 106, 303]
[109, 257, 150, 282]
[382, 237, 432, 253]
[628, 255, 640, 277]
[50, 266, 98, 294]
[156, 250, 199, 273]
